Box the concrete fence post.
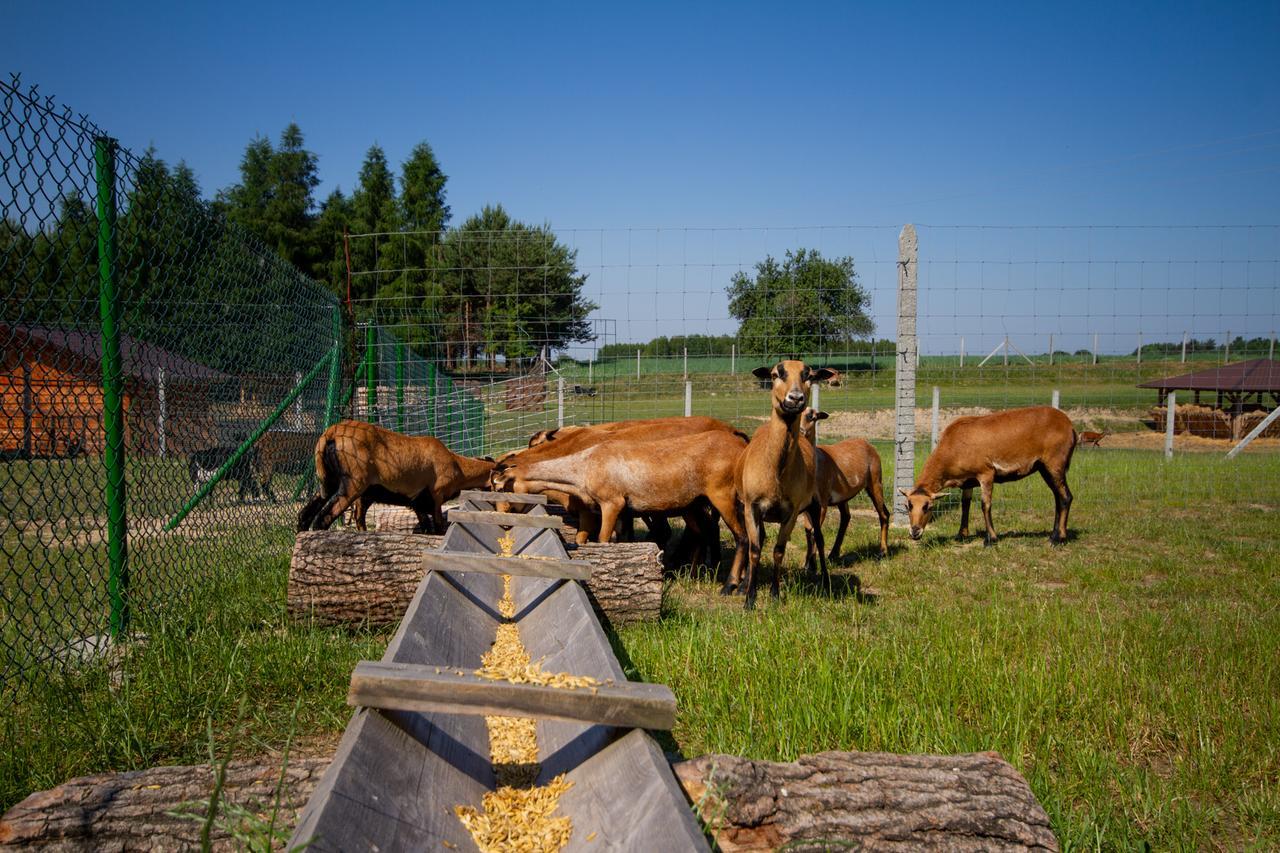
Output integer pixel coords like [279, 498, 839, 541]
[1052, 389, 1060, 410]
[893, 224, 918, 526]
[930, 386, 940, 451]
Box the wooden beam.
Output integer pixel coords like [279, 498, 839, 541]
[422, 550, 592, 581]
[447, 509, 563, 529]
[348, 661, 678, 730]
[458, 490, 547, 505]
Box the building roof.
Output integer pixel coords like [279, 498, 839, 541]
[3, 323, 232, 384]
[1138, 358, 1280, 393]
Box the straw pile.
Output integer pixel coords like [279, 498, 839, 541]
[454, 571, 582, 852]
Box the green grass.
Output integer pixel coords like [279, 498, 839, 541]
[0, 549, 389, 812]
[3, 380, 1277, 849]
[616, 450, 1280, 850]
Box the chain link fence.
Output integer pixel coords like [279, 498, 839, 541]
[0, 76, 353, 678]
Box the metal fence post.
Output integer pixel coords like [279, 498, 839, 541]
[811, 384, 820, 441]
[1165, 391, 1176, 460]
[893, 224, 918, 526]
[324, 307, 341, 428]
[1092, 332, 1099, 365]
[636, 349, 641, 380]
[1048, 334, 1054, 366]
[395, 341, 405, 432]
[1052, 389, 1060, 410]
[427, 362, 437, 435]
[557, 377, 565, 428]
[959, 337, 965, 368]
[684, 381, 692, 417]
[731, 343, 735, 374]
[1181, 331, 1188, 363]
[365, 324, 377, 422]
[1224, 331, 1231, 364]
[95, 136, 129, 639]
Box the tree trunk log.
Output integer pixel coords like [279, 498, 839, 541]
[672, 750, 1058, 852]
[4, 750, 1056, 851]
[0, 758, 330, 852]
[288, 531, 663, 627]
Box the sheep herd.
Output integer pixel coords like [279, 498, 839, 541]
[300, 358, 1079, 610]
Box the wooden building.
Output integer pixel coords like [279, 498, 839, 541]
[1, 323, 230, 459]
[1139, 358, 1280, 440]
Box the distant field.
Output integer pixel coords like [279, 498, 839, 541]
[477, 357, 1232, 453]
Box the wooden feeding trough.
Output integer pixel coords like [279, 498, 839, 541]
[289, 499, 707, 851]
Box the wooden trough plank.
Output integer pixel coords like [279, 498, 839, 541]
[289, 708, 490, 852]
[447, 509, 563, 529]
[559, 729, 710, 852]
[459, 489, 547, 505]
[348, 661, 678, 731]
[422, 549, 592, 581]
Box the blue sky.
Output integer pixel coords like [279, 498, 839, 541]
[5, 1, 1279, 350]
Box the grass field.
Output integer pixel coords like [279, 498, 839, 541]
[3, 447, 1277, 850]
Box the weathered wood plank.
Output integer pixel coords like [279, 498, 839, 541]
[348, 661, 677, 731]
[422, 550, 592, 581]
[448, 509, 563, 529]
[559, 729, 709, 852]
[459, 489, 547, 505]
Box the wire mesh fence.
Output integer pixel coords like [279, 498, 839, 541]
[1, 76, 345, 678]
[5, 71, 1278, 679]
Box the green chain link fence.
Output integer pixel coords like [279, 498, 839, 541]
[0, 76, 487, 680]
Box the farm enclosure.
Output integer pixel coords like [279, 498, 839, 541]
[3, 71, 1280, 850]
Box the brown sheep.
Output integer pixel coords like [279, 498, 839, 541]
[798, 410, 891, 564]
[732, 360, 834, 609]
[900, 406, 1076, 546]
[490, 428, 749, 573]
[297, 420, 494, 534]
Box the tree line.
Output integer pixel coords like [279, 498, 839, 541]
[3, 124, 597, 370]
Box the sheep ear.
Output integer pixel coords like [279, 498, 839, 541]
[483, 456, 494, 463]
[930, 491, 950, 500]
[752, 366, 773, 380]
[898, 487, 911, 499]
[811, 367, 836, 382]
[545, 428, 559, 440]
[816, 411, 830, 421]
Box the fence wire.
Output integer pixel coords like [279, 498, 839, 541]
[5, 72, 1279, 679]
[1, 76, 346, 678]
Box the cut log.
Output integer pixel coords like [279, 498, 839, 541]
[0, 758, 330, 852]
[288, 531, 663, 627]
[673, 750, 1058, 852]
[5, 749, 1057, 851]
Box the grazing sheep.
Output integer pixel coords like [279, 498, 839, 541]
[901, 406, 1076, 546]
[297, 420, 494, 534]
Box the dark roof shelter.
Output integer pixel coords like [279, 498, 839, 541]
[1139, 358, 1280, 410]
[3, 323, 231, 384]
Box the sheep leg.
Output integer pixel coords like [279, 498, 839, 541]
[597, 499, 626, 545]
[741, 503, 765, 609]
[830, 502, 851, 561]
[799, 512, 818, 576]
[315, 491, 358, 530]
[409, 491, 437, 534]
[772, 513, 803, 600]
[958, 487, 973, 539]
[804, 500, 830, 592]
[353, 497, 369, 531]
[1039, 467, 1073, 545]
[296, 494, 327, 532]
[979, 476, 997, 546]
[711, 495, 748, 595]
